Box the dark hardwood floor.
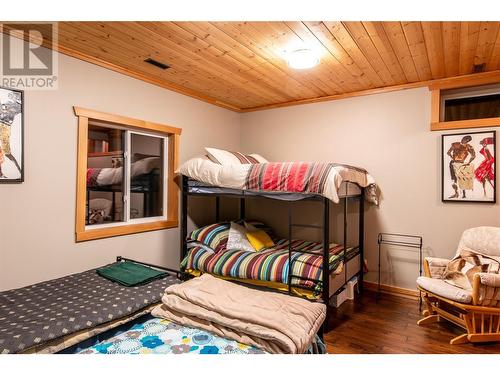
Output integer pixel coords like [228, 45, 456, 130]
[324, 290, 500, 354]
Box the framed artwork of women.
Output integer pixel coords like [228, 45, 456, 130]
[0, 86, 24, 183]
[442, 130, 496, 203]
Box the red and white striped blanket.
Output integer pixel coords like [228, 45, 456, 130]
[245, 162, 366, 196]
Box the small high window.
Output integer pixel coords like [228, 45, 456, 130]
[74, 107, 181, 241]
[442, 84, 500, 122]
[430, 82, 500, 131]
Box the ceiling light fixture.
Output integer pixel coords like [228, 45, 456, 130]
[286, 48, 320, 70]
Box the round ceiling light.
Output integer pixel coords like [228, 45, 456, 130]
[286, 48, 320, 69]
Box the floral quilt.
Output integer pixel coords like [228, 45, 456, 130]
[78, 318, 265, 354]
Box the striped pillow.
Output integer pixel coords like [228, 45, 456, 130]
[189, 222, 231, 253]
[205, 147, 268, 165]
[188, 221, 275, 253]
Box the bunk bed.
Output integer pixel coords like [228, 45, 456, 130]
[178, 158, 378, 311]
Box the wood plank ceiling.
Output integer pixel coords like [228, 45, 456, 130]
[4, 22, 500, 111]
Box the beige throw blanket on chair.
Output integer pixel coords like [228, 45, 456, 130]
[151, 274, 326, 354]
[444, 248, 500, 290]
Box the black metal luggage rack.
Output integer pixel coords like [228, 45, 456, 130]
[377, 233, 423, 306]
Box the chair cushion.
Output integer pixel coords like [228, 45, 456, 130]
[456, 226, 500, 257]
[417, 276, 472, 304]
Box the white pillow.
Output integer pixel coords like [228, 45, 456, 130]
[175, 156, 249, 189]
[205, 147, 268, 165]
[227, 222, 255, 252]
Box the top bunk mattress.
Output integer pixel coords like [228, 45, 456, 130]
[177, 157, 379, 204]
[0, 262, 180, 354]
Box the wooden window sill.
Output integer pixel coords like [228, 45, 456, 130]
[431, 117, 500, 131]
[76, 220, 179, 242]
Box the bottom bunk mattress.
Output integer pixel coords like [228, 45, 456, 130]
[181, 238, 359, 298]
[0, 262, 180, 354]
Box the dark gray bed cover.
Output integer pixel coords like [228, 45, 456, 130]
[0, 263, 179, 353]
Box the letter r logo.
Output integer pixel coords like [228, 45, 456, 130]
[1, 23, 53, 76]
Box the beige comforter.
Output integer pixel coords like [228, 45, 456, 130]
[151, 274, 326, 354]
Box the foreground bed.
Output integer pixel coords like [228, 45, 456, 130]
[72, 273, 327, 354]
[0, 260, 180, 354]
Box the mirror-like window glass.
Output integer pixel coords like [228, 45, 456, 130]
[129, 133, 164, 219]
[86, 125, 125, 225]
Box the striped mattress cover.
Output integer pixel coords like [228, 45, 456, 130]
[181, 239, 359, 298]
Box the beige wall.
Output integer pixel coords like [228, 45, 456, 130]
[2, 37, 499, 292]
[0, 41, 241, 290]
[240, 88, 500, 289]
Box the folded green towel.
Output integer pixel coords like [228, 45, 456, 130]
[97, 261, 168, 287]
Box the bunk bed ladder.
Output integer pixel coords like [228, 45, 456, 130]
[343, 186, 348, 293]
[358, 188, 365, 292]
[322, 197, 330, 306]
[286, 198, 330, 305]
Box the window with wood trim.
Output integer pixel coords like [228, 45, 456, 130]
[74, 107, 181, 242]
[430, 82, 500, 131]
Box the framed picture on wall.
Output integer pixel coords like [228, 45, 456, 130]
[0, 86, 24, 183]
[442, 130, 496, 203]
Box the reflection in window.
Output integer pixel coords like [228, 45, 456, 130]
[85, 124, 166, 227]
[130, 133, 164, 219]
[86, 125, 124, 225]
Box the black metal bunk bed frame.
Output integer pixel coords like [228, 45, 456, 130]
[180, 175, 365, 308]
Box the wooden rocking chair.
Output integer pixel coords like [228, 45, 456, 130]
[416, 227, 500, 345]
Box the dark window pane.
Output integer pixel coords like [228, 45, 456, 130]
[444, 94, 500, 122]
[86, 124, 125, 225]
[130, 133, 164, 219]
